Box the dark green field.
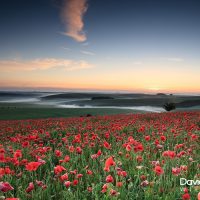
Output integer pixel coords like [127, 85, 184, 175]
[0, 106, 139, 120]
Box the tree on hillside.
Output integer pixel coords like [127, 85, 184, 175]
[163, 102, 176, 111]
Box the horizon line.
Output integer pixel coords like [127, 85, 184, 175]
[0, 87, 199, 95]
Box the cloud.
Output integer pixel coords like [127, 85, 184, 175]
[0, 58, 93, 72]
[80, 50, 95, 56]
[160, 57, 184, 62]
[82, 42, 89, 46]
[61, 0, 88, 42]
[61, 47, 71, 51]
[65, 60, 93, 71]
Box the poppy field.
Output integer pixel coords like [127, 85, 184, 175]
[0, 112, 200, 200]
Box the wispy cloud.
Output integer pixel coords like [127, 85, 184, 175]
[0, 58, 93, 72]
[80, 50, 95, 56]
[65, 60, 93, 71]
[160, 57, 184, 62]
[82, 42, 89, 46]
[61, 47, 71, 51]
[61, 0, 88, 42]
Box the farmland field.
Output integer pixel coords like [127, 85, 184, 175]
[0, 106, 139, 120]
[0, 111, 199, 199]
[0, 91, 200, 120]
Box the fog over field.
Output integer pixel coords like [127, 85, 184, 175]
[1, 91, 200, 114]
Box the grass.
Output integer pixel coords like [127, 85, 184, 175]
[0, 107, 139, 120]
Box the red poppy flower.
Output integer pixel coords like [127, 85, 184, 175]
[14, 150, 22, 159]
[55, 150, 62, 157]
[160, 135, 166, 141]
[60, 173, 69, 182]
[116, 182, 123, 187]
[76, 147, 82, 154]
[136, 155, 143, 163]
[103, 141, 111, 149]
[5, 198, 20, 200]
[198, 192, 200, 200]
[73, 179, 79, 186]
[134, 143, 144, 152]
[120, 171, 127, 177]
[182, 193, 190, 200]
[97, 150, 102, 156]
[64, 181, 71, 188]
[104, 156, 115, 172]
[110, 189, 119, 196]
[172, 167, 181, 176]
[0, 182, 14, 192]
[36, 180, 44, 187]
[63, 155, 70, 162]
[126, 144, 132, 151]
[86, 170, 93, 175]
[106, 175, 114, 183]
[154, 166, 164, 176]
[87, 186, 92, 192]
[101, 184, 108, 193]
[26, 162, 41, 171]
[54, 165, 66, 175]
[145, 135, 151, 141]
[77, 173, 83, 178]
[162, 150, 176, 159]
[26, 182, 34, 193]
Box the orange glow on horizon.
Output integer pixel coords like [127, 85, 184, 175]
[0, 60, 199, 94]
[0, 81, 199, 94]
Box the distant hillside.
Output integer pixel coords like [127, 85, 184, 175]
[40, 92, 154, 100]
[156, 93, 167, 96]
[91, 96, 114, 100]
[176, 99, 200, 107]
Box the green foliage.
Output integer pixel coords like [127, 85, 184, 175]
[163, 102, 176, 111]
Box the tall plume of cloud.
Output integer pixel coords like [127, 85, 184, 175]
[61, 0, 88, 42]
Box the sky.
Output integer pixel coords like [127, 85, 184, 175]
[0, 0, 200, 93]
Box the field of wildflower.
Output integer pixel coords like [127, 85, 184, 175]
[0, 111, 199, 200]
